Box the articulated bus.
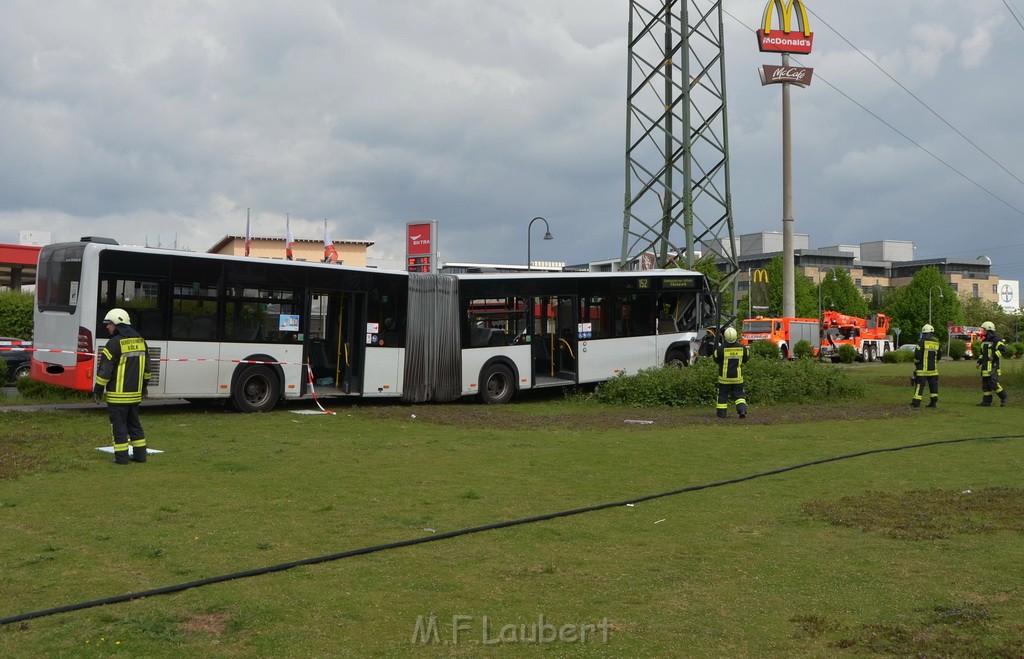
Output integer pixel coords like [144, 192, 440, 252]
[32, 238, 717, 411]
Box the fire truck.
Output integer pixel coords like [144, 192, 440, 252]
[740, 317, 821, 359]
[948, 325, 983, 357]
[819, 311, 894, 362]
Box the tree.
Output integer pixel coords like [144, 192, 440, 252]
[882, 267, 960, 342]
[959, 294, 1016, 340]
[818, 268, 869, 319]
[690, 255, 734, 318]
[762, 256, 817, 318]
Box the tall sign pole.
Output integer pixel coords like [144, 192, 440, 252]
[757, 0, 813, 318]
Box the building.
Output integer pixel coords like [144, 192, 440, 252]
[728, 234, 1013, 310]
[208, 235, 374, 266]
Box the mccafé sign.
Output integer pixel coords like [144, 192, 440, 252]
[757, 0, 814, 54]
[759, 64, 814, 87]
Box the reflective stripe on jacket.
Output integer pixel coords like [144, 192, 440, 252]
[915, 338, 940, 376]
[95, 324, 151, 404]
[714, 343, 749, 384]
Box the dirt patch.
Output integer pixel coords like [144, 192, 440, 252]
[347, 399, 915, 432]
[803, 487, 1024, 540]
[181, 612, 229, 635]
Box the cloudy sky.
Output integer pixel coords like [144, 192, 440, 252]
[2, 0, 1023, 283]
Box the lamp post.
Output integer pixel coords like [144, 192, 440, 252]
[817, 267, 840, 329]
[527, 216, 553, 271]
[928, 285, 943, 326]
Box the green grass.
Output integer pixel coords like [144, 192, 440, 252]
[1, 360, 1023, 656]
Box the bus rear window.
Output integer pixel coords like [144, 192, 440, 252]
[743, 321, 772, 333]
[36, 244, 86, 312]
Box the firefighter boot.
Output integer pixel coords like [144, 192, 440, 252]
[999, 391, 1008, 407]
[130, 439, 147, 463]
[112, 450, 130, 465]
[976, 395, 992, 407]
[927, 399, 937, 408]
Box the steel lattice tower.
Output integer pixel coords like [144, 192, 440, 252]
[620, 0, 738, 301]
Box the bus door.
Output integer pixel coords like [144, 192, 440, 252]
[531, 295, 577, 384]
[308, 291, 362, 394]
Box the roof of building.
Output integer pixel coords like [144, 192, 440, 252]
[207, 234, 374, 253]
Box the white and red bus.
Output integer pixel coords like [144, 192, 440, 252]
[32, 238, 717, 410]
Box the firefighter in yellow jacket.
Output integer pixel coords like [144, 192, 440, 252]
[714, 327, 750, 419]
[976, 320, 1009, 407]
[911, 323, 940, 408]
[93, 308, 151, 464]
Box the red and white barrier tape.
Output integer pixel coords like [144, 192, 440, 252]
[304, 361, 336, 415]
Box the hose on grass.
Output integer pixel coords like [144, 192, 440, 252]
[3, 432, 1022, 626]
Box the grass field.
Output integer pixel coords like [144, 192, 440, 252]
[1, 360, 1022, 657]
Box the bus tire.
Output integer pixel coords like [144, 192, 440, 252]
[665, 350, 688, 369]
[231, 365, 281, 413]
[479, 363, 515, 405]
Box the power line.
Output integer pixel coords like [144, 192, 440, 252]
[1004, 0, 1024, 33]
[806, 7, 1024, 192]
[722, 8, 1024, 220]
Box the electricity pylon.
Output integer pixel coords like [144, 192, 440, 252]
[620, 0, 738, 310]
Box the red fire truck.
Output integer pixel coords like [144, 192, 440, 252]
[819, 311, 894, 362]
[741, 317, 821, 359]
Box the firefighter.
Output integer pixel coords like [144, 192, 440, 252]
[93, 308, 152, 464]
[976, 320, 1009, 407]
[714, 326, 750, 419]
[911, 323, 939, 408]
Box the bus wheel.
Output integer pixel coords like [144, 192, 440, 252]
[665, 350, 688, 368]
[232, 365, 280, 413]
[479, 363, 514, 405]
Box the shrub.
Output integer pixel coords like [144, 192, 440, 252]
[1014, 342, 1024, 359]
[15, 377, 91, 402]
[836, 344, 859, 364]
[792, 339, 815, 360]
[0, 290, 33, 339]
[948, 340, 966, 361]
[595, 357, 863, 407]
[882, 349, 915, 364]
[0, 359, 7, 382]
[750, 340, 781, 360]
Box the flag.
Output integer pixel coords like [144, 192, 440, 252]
[244, 209, 252, 257]
[323, 221, 338, 263]
[285, 215, 294, 261]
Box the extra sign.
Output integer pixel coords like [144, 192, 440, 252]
[757, 0, 814, 54]
[759, 64, 814, 87]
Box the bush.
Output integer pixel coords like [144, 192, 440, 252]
[15, 377, 92, 402]
[750, 340, 782, 360]
[1014, 342, 1024, 359]
[595, 357, 863, 407]
[0, 359, 7, 382]
[882, 349, 915, 364]
[792, 339, 815, 360]
[0, 290, 34, 339]
[948, 340, 966, 361]
[836, 344, 859, 364]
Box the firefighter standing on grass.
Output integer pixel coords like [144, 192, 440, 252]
[93, 308, 151, 464]
[911, 324, 940, 408]
[714, 327, 750, 419]
[976, 321, 1009, 407]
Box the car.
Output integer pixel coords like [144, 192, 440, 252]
[896, 344, 917, 352]
[0, 337, 32, 385]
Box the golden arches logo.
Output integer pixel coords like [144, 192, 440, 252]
[752, 269, 769, 283]
[757, 0, 814, 54]
[762, 0, 812, 36]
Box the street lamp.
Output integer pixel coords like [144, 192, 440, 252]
[527, 216, 553, 271]
[817, 267, 841, 328]
[928, 285, 944, 325]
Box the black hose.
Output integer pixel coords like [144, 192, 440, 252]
[3, 432, 1021, 626]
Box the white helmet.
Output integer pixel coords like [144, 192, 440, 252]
[103, 308, 131, 325]
[723, 327, 738, 343]
[921, 324, 934, 334]
[981, 321, 995, 331]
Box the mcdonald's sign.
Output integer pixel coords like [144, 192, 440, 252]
[757, 0, 814, 54]
[752, 269, 769, 283]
